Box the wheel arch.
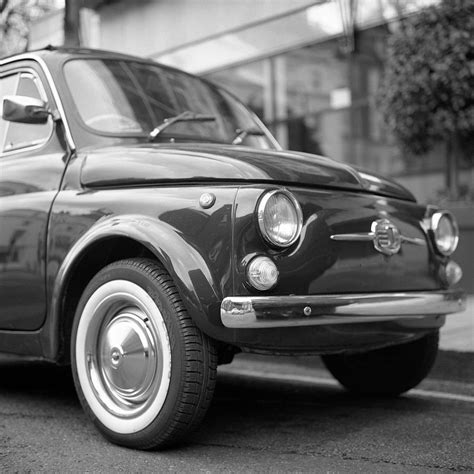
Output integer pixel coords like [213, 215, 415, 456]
[45, 214, 222, 362]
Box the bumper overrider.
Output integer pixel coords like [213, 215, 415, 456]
[221, 290, 466, 329]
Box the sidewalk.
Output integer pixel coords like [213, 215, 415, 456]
[440, 294, 474, 352]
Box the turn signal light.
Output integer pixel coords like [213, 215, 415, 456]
[247, 256, 279, 291]
[439, 260, 463, 287]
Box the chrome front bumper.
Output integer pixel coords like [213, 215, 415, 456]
[220, 290, 466, 329]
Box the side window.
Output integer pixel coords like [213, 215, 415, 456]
[0, 72, 53, 153]
[0, 74, 18, 153]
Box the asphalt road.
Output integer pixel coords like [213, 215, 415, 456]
[0, 353, 473, 473]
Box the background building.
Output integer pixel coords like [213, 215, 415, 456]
[29, 0, 473, 292]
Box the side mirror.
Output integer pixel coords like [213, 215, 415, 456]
[2, 95, 51, 124]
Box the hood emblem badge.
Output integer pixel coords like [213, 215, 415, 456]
[372, 219, 402, 255]
[330, 218, 425, 256]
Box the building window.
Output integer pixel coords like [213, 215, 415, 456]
[207, 25, 448, 184]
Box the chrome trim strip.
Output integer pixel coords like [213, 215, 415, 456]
[221, 290, 466, 328]
[330, 232, 425, 246]
[401, 235, 426, 246]
[251, 110, 282, 151]
[1, 53, 76, 152]
[330, 233, 374, 241]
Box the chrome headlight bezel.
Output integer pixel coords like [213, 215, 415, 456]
[430, 211, 459, 256]
[257, 189, 303, 248]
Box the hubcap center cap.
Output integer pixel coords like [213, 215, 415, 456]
[110, 348, 122, 366]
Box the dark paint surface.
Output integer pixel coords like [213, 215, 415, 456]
[44, 173, 443, 351]
[44, 175, 439, 350]
[0, 48, 453, 361]
[0, 144, 66, 331]
[80, 143, 415, 202]
[233, 186, 438, 297]
[46, 184, 236, 346]
[81, 143, 362, 190]
[0, 56, 70, 331]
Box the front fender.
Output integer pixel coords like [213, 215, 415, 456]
[45, 210, 232, 360]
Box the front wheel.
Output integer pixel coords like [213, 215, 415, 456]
[321, 332, 439, 396]
[71, 258, 217, 449]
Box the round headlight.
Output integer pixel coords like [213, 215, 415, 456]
[431, 211, 459, 256]
[257, 190, 303, 247]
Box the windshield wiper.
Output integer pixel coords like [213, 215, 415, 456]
[148, 110, 216, 142]
[231, 127, 265, 145]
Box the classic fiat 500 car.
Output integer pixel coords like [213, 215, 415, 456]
[0, 47, 466, 449]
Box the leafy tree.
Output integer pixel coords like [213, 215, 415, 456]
[0, 0, 52, 57]
[380, 0, 474, 197]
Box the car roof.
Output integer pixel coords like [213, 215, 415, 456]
[0, 45, 235, 96]
[0, 45, 160, 67]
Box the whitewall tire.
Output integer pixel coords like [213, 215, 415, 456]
[71, 258, 217, 449]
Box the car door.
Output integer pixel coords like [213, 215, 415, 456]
[0, 61, 67, 330]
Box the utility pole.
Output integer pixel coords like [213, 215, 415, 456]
[64, 0, 81, 47]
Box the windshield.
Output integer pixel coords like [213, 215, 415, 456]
[64, 58, 274, 148]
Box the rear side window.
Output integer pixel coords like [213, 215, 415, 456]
[0, 72, 53, 153]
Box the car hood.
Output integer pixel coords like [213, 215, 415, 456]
[80, 143, 415, 201]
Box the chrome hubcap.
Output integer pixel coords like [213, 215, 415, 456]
[99, 309, 157, 406]
[82, 290, 166, 420]
[76, 280, 172, 434]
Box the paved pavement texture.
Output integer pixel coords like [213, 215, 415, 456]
[0, 348, 472, 472]
[0, 295, 471, 471]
